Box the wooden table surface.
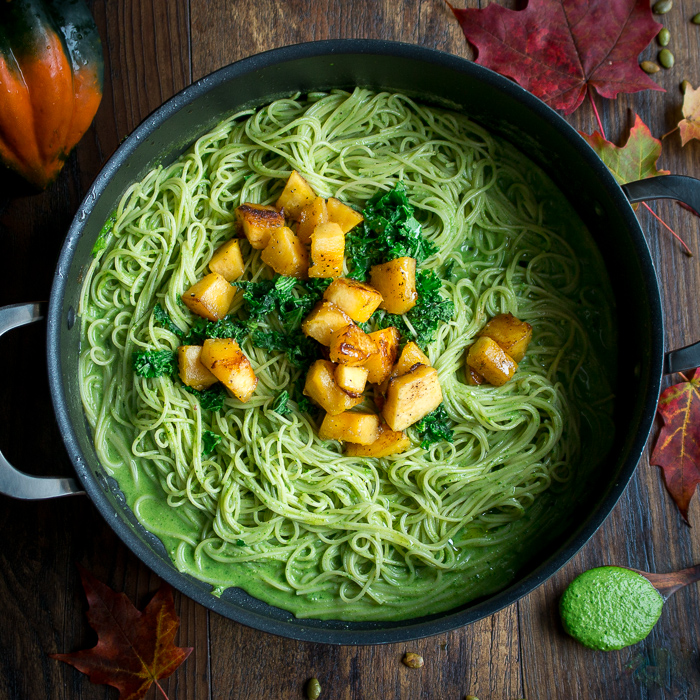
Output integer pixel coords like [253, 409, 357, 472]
[1, 1, 700, 698]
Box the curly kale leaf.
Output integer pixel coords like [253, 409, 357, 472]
[271, 391, 292, 416]
[251, 329, 319, 370]
[91, 212, 117, 257]
[346, 181, 438, 280]
[132, 350, 177, 378]
[180, 316, 251, 346]
[414, 404, 454, 449]
[202, 430, 222, 454]
[183, 384, 227, 411]
[153, 304, 183, 337]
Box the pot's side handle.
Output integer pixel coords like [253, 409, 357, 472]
[623, 175, 700, 376]
[0, 303, 84, 500]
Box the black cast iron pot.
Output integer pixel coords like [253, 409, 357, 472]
[2, 40, 700, 645]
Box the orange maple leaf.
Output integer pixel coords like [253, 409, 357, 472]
[51, 566, 192, 700]
[650, 369, 700, 523]
[679, 84, 700, 146]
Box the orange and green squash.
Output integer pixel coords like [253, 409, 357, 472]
[0, 0, 104, 189]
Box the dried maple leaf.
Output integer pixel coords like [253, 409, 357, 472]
[579, 114, 670, 187]
[51, 566, 192, 700]
[448, 0, 664, 114]
[678, 83, 700, 146]
[650, 369, 700, 523]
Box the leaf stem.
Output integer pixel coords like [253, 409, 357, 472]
[661, 125, 680, 140]
[679, 372, 690, 382]
[642, 202, 693, 256]
[154, 680, 171, 700]
[588, 87, 606, 137]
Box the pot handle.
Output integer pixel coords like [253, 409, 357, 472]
[0, 303, 84, 499]
[622, 175, 700, 376]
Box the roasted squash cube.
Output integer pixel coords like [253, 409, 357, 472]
[326, 197, 363, 233]
[178, 345, 218, 391]
[466, 336, 517, 387]
[303, 360, 363, 415]
[261, 226, 309, 278]
[478, 312, 532, 362]
[370, 257, 418, 315]
[382, 364, 443, 432]
[200, 338, 257, 402]
[334, 365, 369, 396]
[466, 366, 486, 386]
[329, 324, 378, 366]
[362, 327, 401, 384]
[319, 411, 381, 445]
[275, 170, 316, 219]
[395, 341, 431, 376]
[297, 196, 328, 245]
[322, 277, 383, 323]
[309, 222, 345, 278]
[236, 203, 285, 249]
[209, 239, 245, 281]
[181, 272, 236, 321]
[301, 301, 353, 346]
[345, 423, 411, 457]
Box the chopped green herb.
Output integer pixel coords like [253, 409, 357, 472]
[132, 350, 177, 378]
[272, 391, 292, 415]
[91, 212, 117, 257]
[414, 404, 454, 449]
[293, 380, 314, 413]
[346, 181, 438, 280]
[202, 430, 222, 454]
[183, 384, 227, 411]
[181, 316, 251, 346]
[236, 539, 246, 546]
[153, 304, 182, 337]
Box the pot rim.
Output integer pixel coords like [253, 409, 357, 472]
[46, 38, 664, 645]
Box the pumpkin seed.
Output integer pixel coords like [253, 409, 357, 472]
[659, 49, 675, 69]
[306, 678, 321, 700]
[658, 28, 670, 46]
[682, 79, 692, 92]
[652, 0, 672, 14]
[640, 60, 661, 74]
[402, 652, 424, 668]
[693, 13, 700, 24]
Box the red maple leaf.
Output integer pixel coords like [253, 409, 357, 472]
[650, 369, 700, 523]
[448, 0, 664, 114]
[51, 567, 193, 700]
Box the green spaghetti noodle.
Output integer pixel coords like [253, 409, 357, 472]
[78, 89, 615, 620]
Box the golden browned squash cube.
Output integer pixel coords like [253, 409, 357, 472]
[178, 345, 219, 391]
[395, 341, 431, 376]
[303, 360, 363, 415]
[209, 239, 245, 281]
[200, 338, 258, 402]
[466, 366, 486, 386]
[362, 327, 401, 384]
[478, 312, 532, 362]
[297, 196, 328, 245]
[334, 365, 369, 396]
[345, 423, 411, 457]
[181, 272, 236, 321]
[326, 197, 364, 234]
[275, 170, 316, 220]
[301, 301, 353, 346]
[370, 257, 418, 315]
[261, 226, 309, 278]
[329, 324, 378, 366]
[382, 364, 443, 432]
[236, 203, 285, 249]
[309, 222, 345, 278]
[322, 277, 383, 323]
[318, 411, 381, 445]
[466, 336, 517, 387]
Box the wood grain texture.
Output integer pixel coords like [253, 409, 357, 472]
[0, 1, 699, 699]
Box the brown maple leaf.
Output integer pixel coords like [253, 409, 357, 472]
[579, 114, 670, 191]
[448, 0, 664, 114]
[678, 83, 700, 146]
[650, 369, 700, 523]
[51, 566, 193, 700]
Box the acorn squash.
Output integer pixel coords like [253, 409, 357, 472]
[0, 0, 104, 189]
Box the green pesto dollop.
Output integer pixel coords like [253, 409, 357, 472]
[560, 567, 664, 651]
